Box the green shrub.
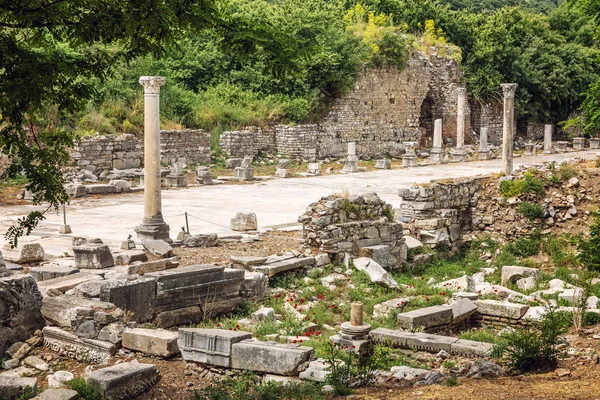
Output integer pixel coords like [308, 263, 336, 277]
[69, 378, 103, 400]
[492, 308, 570, 373]
[325, 342, 375, 396]
[444, 376, 458, 386]
[583, 311, 600, 326]
[499, 173, 545, 198]
[580, 212, 600, 271]
[194, 371, 323, 400]
[517, 201, 544, 221]
[458, 329, 498, 344]
[558, 164, 577, 181]
[507, 237, 541, 258]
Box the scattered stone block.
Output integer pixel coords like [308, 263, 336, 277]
[450, 299, 478, 324]
[85, 184, 117, 194]
[451, 339, 494, 357]
[307, 163, 321, 176]
[452, 292, 479, 301]
[23, 355, 48, 371]
[86, 361, 157, 400]
[1, 243, 45, 263]
[0, 275, 45, 354]
[231, 340, 314, 376]
[178, 328, 252, 367]
[435, 275, 475, 292]
[299, 359, 332, 382]
[501, 266, 540, 286]
[155, 306, 202, 329]
[184, 234, 219, 248]
[6, 342, 31, 360]
[370, 328, 456, 352]
[41, 295, 114, 328]
[34, 388, 79, 400]
[114, 250, 147, 266]
[375, 159, 391, 169]
[0, 373, 38, 399]
[516, 276, 536, 291]
[474, 300, 529, 319]
[275, 168, 291, 178]
[99, 278, 156, 323]
[29, 265, 79, 282]
[125, 258, 178, 275]
[358, 245, 398, 269]
[230, 212, 258, 231]
[73, 243, 114, 269]
[122, 328, 179, 357]
[3, 359, 19, 369]
[352, 257, 398, 289]
[558, 288, 584, 304]
[253, 257, 316, 277]
[226, 158, 242, 169]
[230, 256, 268, 268]
[43, 326, 118, 364]
[252, 307, 275, 324]
[64, 183, 86, 198]
[142, 240, 173, 258]
[195, 166, 213, 185]
[98, 323, 126, 344]
[240, 271, 268, 298]
[108, 180, 131, 193]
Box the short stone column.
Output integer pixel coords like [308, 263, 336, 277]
[573, 137, 586, 150]
[557, 141, 568, 152]
[165, 162, 187, 187]
[590, 138, 600, 149]
[451, 88, 468, 162]
[331, 301, 371, 355]
[478, 127, 490, 160]
[402, 142, 418, 167]
[543, 124, 553, 154]
[375, 158, 391, 169]
[195, 166, 213, 185]
[342, 142, 359, 173]
[234, 156, 254, 181]
[430, 118, 443, 164]
[501, 83, 518, 175]
[135, 76, 170, 242]
[275, 159, 291, 178]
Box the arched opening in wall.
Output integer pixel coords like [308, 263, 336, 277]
[419, 95, 434, 147]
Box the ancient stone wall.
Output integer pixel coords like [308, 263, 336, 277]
[220, 51, 468, 159]
[470, 100, 504, 145]
[399, 177, 485, 245]
[525, 122, 545, 140]
[70, 130, 210, 172]
[160, 129, 211, 166]
[298, 193, 406, 267]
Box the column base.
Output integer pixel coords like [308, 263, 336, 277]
[135, 216, 171, 243]
[402, 154, 418, 167]
[165, 175, 187, 187]
[430, 149, 443, 164]
[478, 151, 490, 160]
[450, 148, 468, 162]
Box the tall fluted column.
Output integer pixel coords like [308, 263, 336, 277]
[501, 83, 518, 175]
[135, 76, 171, 242]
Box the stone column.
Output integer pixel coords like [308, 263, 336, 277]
[451, 88, 468, 161]
[342, 142, 359, 173]
[501, 83, 518, 175]
[543, 124, 553, 154]
[478, 127, 490, 160]
[135, 76, 171, 242]
[430, 119, 443, 164]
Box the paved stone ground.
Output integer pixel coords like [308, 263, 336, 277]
[1, 150, 598, 257]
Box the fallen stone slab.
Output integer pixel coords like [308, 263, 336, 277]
[0, 373, 38, 400]
[0, 275, 45, 354]
[450, 339, 493, 357]
[142, 240, 173, 258]
[6, 342, 31, 360]
[73, 243, 114, 269]
[33, 388, 79, 400]
[253, 257, 316, 277]
[178, 328, 252, 367]
[358, 245, 398, 270]
[450, 299, 478, 324]
[86, 361, 157, 400]
[155, 306, 202, 329]
[397, 305, 452, 331]
[370, 328, 457, 352]
[37, 272, 102, 295]
[64, 183, 86, 198]
[501, 266, 540, 286]
[41, 295, 114, 328]
[85, 184, 116, 195]
[43, 326, 118, 364]
[231, 340, 314, 376]
[435, 275, 476, 292]
[66, 278, 127, 298]
[125, 258, 178, 275]
[29, 265, 79, 282]
[184, 234, 219, 248]
[475, 300, 529, 319]
[230, 256, 268, 268]
[1, 242, 44, 263]
[23, 355, 48, 371]
[122, 328, 179, 357]
[353, 257, 398, 289]
[108, 179, 131, 193]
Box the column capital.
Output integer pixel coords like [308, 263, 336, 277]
[139, 76, 166, 94]
[501, 83, 518, 99]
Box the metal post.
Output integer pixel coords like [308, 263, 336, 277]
[185, 212, 190, 234]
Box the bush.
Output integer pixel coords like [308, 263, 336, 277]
[517, 201, 544, 221]
[69, 378, 103, 400]
[492, 308, 570, 373]
[558, 164, 577, 181]
[506, 229, 541, 258]
[194, 371, 323, 400]
[499, 173, 545, 198]
[325, 342, 375, 395]
[580, 212, 600, 271]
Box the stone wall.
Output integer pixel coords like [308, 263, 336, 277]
[470, 100, 504, 145]
[525, 122, 545, 140]
[220, 51, 468, 159]
[298, 193, 406, 268]
[70, 130, 210, 173]
[399, 177, 485, 245]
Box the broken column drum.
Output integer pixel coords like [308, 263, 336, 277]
[135, 76, 171, 242]
[501, 83, 518, 175]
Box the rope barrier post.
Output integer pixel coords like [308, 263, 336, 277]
[59, 203, 72, 234]
[185, 212, 190, 234]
